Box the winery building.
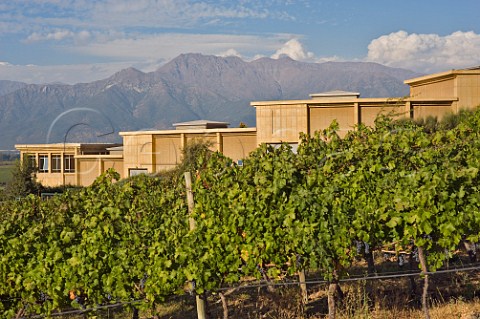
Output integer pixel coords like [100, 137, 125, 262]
[15, 67, 480, 187]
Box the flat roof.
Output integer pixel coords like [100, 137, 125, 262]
[120, 127, 256, 136]
[309, 90, 360, 99]
[251, 97, 404, 106]
[250, 96, 458, 107]
[405, 67, 480, 85]
[173, 119, 230, 127]
[15, 143, 121, 150]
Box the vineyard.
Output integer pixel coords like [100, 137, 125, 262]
[2, 110, 480, 318]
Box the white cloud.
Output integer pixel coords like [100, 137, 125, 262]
[67, 33, 289, 61]
[315, 55, 341, 63]
[218, 49, 243, 58]
[0, 0, 288, 39]
[271, 38, 315, 61]
[367, 30, 480, 73]
[0, 61, 152, 84]
[89, 0, 281, 29]
[0, 35, 343, 84]
[26, 29, 74, 42]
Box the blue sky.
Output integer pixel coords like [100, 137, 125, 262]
[0, 0, 479, 84]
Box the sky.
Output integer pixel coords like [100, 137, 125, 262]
[0, 0, 479, 84]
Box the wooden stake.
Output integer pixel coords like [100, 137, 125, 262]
[196, 294, 207, 319]
[185, 171, 196, 230]
[298, 269, 308, 304]
[417, 246, 431, 319]
[184, 171, 207, 319]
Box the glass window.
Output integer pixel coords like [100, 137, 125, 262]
[26, 154, 36, 169]
[51, 154, 61, 173]
[64, 155, 75, 173]
[129, 168, 148, 177]
[39, 155, 48, 173]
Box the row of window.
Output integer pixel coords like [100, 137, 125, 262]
[28, 154, 75, 173]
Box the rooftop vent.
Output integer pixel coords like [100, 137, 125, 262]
[309, 90, 360, 101]
[172, 120, 230, 130]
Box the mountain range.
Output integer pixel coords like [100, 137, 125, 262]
[0, 53, 420, 150]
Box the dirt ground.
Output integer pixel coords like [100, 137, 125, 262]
[65, 254, 480, 319]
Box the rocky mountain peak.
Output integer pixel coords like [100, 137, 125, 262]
[0, 53, 419, 149]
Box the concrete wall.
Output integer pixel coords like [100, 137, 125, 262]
[77, 156, 123, 186]
[309, 106, 355, 136]
[153, 134, 182, 172]
[221, 132, 257, 160]
[412, 102, 454, 121]
[409, 77, 455, 99]
[122, 134, 154, 177]
[456, 73, 480, 109]
[121, 129, 257, 177]
[359, 105, 404, 127]
[255, 104, 309, 144]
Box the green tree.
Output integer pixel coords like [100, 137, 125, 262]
[4, 158, 39, 199]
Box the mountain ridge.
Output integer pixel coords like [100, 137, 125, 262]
[0, 54, 421, 149]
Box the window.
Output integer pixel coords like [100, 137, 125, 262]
[64, 155, 75, 173]
[51, 154, 61, 173]
[129, 168, 148, 177]
[26, 154, 36, 169]
[39, 155, 48, 172]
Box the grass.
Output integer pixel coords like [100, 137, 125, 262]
[0, 161, 15, 187]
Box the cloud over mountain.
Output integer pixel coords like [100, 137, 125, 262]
[367, 30, 480, 73]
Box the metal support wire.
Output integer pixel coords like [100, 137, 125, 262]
[19, 263, 480, 318]
[216, 263, 480, 291]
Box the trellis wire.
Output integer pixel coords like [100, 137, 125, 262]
[22, 263, 480, 318]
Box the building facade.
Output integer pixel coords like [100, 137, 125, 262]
[15, 143, 123, 187]
[16, 67, 480, 187]
[119, 120, 257, 178]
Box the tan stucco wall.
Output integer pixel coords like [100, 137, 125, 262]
[221, 132, 257, 160]
[36, 173, 63, 188]
[121, 128, 257, 176]
[456, 74, 480, 109]
[409, 77, 455, 99]
[255, 104, 308, 144]
[412, 103, 454, 121]
[309, 106, 354, 136]
[153, 134, 182, 171]
[78, 159, 101, 186]
[122, 134, 154, 177]
[103, 159, 123, 175]
[359, 105, 405, 127]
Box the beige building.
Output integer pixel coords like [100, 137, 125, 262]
[406, 67, 480, 116]
[15, 67, 480, 187]
[252, 67, 480, 145]
[15, 143, 123, 187]
[119, 120, 257, 178]
[16, 120, 257, 187]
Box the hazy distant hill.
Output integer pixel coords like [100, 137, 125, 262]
[0, 54, 420, 149]
[0, 80, 27, 97]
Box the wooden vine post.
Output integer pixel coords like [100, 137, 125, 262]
[298, 269, 308, 305]
[297, 256, 308, 305]
[417, 246, 430, 319]
[185, 171, 208, 319]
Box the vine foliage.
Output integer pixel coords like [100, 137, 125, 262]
[2, 110, 480, 317]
